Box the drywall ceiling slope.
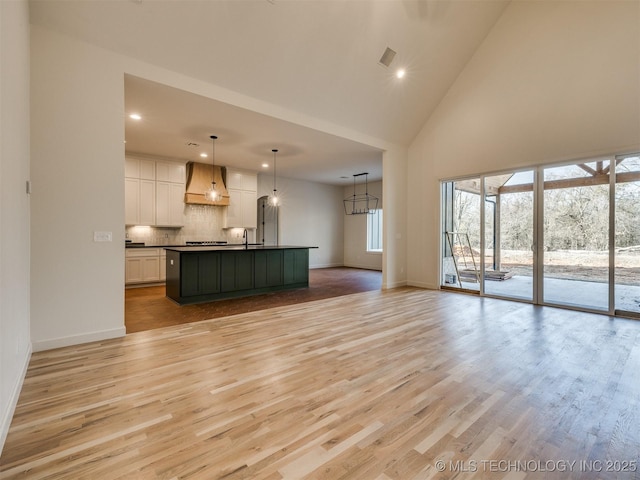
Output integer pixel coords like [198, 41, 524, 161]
[29, 0, 510, 146]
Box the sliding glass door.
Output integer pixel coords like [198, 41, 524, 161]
[615, 155, 640, 316]
[441, 179, 481, 291]
[441, 154, 640, 317]
[483, 171, 534, 301]
[542, 161, 610, 311]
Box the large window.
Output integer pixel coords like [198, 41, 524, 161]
[440, 153, 640, 318]
[367, 209, 383, 252]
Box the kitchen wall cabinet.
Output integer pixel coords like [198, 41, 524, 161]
[125, 157, 184, 227]
[156, 161, 185, 184]
[125, 177, 155, 226]
[224, 168, 257, 229]
[156, 182, 184, 227]
[125, 157, 155, 180]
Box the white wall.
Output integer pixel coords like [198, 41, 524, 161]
[382, 146, 408, 289]
[407, 0, 640, 289]
[0, 0, 31, 454]
[343, 180, 382, 271]
[29, 23, 407, 350]
[258, 174, 344, 268]
[30, 27, 127, 350]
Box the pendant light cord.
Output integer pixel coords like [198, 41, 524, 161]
[272, 149, 278, 195]
[210, 135, 217, 186]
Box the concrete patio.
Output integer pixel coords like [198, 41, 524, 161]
[457, 275, 640, 314]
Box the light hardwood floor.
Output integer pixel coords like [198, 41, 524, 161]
[1, 288, 639, 479]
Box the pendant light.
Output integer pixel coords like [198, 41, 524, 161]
[343, 172, 378, 215]
[269, 149, 279, 206]
[205, 135, 221, 202]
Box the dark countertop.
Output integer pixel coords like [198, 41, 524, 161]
[164, 245, 317, 252]
[126, 243, 238, 249]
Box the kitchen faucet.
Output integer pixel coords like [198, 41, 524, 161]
[243, 229, 248, 248]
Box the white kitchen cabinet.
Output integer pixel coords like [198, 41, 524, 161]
[156, 182, 184, 227]
[125, 257, 160, 283]
[226, 168, 257, 191]
[224, 169, 257, 229]
[139, 179, 156, 225]
[125, 156, 184, 227]
[125, 177, 140, 225]
[125, 178, 155, 226]
[241, 190, 257, 228]
[125, 248, 162, 284]
[156, 161, 185, 184]
[125, 157, 155, 180]
[160, 251, 167, 281]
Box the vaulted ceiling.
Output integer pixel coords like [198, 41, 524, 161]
[29, 0, 511, 184]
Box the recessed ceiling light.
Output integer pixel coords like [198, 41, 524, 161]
[396, 69, 406, 79]
[262, 163, 269, 168]
[200, 153, 208, 158]
[129, 113, 142, 120]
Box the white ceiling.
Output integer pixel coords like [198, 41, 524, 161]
[124, 75, 385, 185]
[29, 0, 511, 185]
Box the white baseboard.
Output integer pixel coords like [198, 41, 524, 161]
[383, 279, 408, 289]
[342, 263, 383, 271]
[407, 280, 439, 289]
[0, 343, 32, 457]
[32, 327, 126, 352]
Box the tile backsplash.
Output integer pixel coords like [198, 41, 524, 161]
[126, 204, 236, 245]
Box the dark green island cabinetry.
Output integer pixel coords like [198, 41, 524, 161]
[165, 245, 314, 305]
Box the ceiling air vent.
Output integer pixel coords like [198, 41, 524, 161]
[379, 47, 396, 67]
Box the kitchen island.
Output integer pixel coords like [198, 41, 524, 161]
[164, 245, 316, 305]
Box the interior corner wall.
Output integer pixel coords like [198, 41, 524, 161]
[0, 0, 32, 454]
[407, 0, 640, 289]
[257, 174, 344, 268]
[343, 180, 382, 271]
[30, 26, 126, 351]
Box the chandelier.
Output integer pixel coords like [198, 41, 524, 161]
[205, 135, 221, 202]
[269, 149, 279, 206]
[343, 172, 378, 215]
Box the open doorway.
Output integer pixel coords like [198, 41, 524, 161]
[257, 196, 279, 246]
[441, 172, 534, 301]
[441, 178, 481, 291]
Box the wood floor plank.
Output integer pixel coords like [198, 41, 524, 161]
[2, 288, 640, 479]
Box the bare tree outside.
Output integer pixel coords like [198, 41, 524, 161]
[443, 155, 640, 313]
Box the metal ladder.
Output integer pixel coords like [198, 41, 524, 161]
[445, 232, 480, 288]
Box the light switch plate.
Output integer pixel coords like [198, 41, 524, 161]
[94, 231, 113, 242]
